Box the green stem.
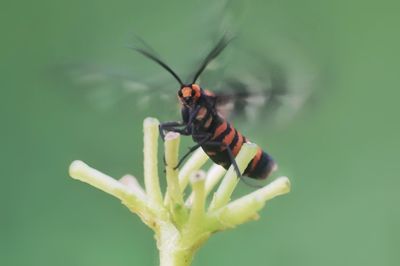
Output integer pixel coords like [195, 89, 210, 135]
[178, 148, 208, 191]
[208, 143, 258, 211]
[143, 118, 163, 206]
[164, 132, 184, 206]
[157, 224, 195, 266]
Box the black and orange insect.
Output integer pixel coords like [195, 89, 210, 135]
[133, 35, 277, 179]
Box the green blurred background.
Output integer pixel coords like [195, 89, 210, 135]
[1, 0, 399, 265]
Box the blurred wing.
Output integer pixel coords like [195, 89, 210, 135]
[213, 67, 286, 120]
[205, 56, 315, 127]
[53, 63, 179, 113]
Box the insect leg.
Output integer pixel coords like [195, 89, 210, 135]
[158, 121, 187, 169]
[174, 133, 212, 169]
[159, 121, 190, 140]
[159, 106, 200, 139]
[202, 141, 242, 178]
[159, 106, 201, 167]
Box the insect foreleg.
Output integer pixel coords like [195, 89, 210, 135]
[159, 121, 190, 140]
[159, 106, 201, 140]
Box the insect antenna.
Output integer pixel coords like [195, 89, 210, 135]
[191, 34, 233, 84]
[130, 37, 184, 86]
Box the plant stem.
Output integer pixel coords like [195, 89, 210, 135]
[143, 117, 163, 205]
[208, 143, 258, 211]
[156, 222, 195, 266]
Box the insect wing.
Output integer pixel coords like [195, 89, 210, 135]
[54, 63, 180, 114]
[200, 49, 316, 127]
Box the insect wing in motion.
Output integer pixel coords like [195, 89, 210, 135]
[54, 34, 314, 126]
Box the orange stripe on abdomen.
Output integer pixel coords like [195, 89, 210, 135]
[249, 148, 263, 172]
[232, 131, 244, 156]
[212, 121, 227, 139]
[221, 128, 235, 150]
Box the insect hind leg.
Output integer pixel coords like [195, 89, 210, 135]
[202, 141, 242, 178]
[204, 141, 264, 188]
[174, 133, 212, 170]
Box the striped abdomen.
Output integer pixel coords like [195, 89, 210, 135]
[193, 106, 276, 180]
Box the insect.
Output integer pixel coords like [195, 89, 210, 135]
[133, 35, 277, 179]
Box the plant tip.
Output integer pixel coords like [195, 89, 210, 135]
[165, 131, 180, 141]
[143, 117, 159, 127]
[69, 160, 87, 178]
